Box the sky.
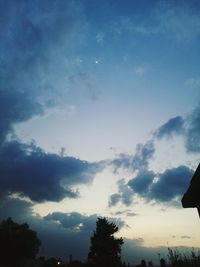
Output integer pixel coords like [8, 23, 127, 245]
[0, 0, 200, 264]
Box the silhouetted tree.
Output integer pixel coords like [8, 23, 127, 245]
[88, 217, 123, 267]
[0, 217, 41, 266]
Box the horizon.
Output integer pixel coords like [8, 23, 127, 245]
[0, 0, 200, 265]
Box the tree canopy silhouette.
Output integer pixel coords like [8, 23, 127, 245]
[0, 217, 41, 266]
[88, 217, 124, 267]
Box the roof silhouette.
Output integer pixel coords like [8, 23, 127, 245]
[182, 163, 200, 217]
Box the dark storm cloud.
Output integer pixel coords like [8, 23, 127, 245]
[127, 166, 193, 204]
[155, 116, 184, 139]
[0, 0, 104, 204]
[0, 0, 87, 143]
[0, 141, 101, 202]
[0, 0, 86, 100]
[112, 165, 193, 207]
[149, 166, 193, 202]
[128, 171, 155, 197]
[0, 90, 43, 143]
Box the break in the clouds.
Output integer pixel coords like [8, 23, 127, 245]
[0, 141, 101, 202]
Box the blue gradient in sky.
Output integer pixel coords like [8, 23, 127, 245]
[1, 0, 200, 263]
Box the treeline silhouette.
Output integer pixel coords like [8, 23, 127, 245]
[0, 217, 200, 267]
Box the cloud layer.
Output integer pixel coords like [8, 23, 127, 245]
[110, 105, 200, 207]
[0, 141, 101, 202]
[0, 0, 104, 204]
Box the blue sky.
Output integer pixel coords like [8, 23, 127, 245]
[0, 0, 200, 264]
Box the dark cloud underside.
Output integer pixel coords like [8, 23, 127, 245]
[0, 141, 100, 202]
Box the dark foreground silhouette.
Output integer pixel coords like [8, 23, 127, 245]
[1, 217, 200, 267]
[182, 163, 200, 217]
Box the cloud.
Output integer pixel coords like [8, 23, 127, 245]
[0, 141, 101, 202]
[149, 166, 193, 202]
[111, 1, 200, 41]
[154, 1, 200, 40]
[185, 106, 200, 153]
[154, 106, 200, 153]
[0, 0, 106, 205]
[45, 212, 125, 232]
[186, 76, 200, 89]
[108, 179, 133, 207]
[0, 90, 43, 144]
[45, 212, 97, 232]
[112, 210, 137, 217]
[134, 66, 146, 76]
[116, 165, 193, 206]
[109, 142, 154, 206]
[132, 142, 155, 171]
[112, 141, 155, 172]
[111, 103, 200, 207]
[128, 165, 193, 204]
[155, 116, 184, 139]
[109, 193, 121, 207]
[118, 179, 134, 206]
[128, 171, 155, 197]
[0, 0, 88, 144]
[181, 236, 191, 239]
